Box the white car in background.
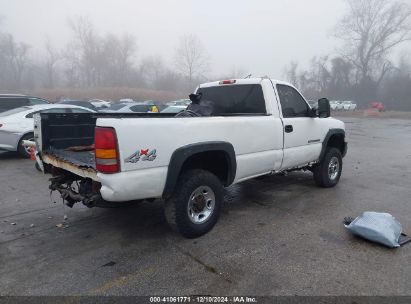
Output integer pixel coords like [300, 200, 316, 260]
[342, 101, 357, 111]
[329, 101, 340, 111]
[119, 98, 134, 103]
[0, 104, 95, 157]
[161, 105, 188, 114]
[166, 99, 191, 106]
[100, 102, 159, 113]
[89, 99, 111, 109]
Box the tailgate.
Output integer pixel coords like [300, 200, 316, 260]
[35, 113, 98, 179]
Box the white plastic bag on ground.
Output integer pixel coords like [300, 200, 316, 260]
[345, 212, 402, 248]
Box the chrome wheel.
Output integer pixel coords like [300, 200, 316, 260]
[328, 156, 340, 180]
[187, 186, 215, 224]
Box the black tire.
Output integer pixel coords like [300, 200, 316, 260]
[164, 169, 223, 238]
[17, 133, 34, 158]
[313, 148, 343, 188]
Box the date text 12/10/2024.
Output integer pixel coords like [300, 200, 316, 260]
[149, 296, 258, 303]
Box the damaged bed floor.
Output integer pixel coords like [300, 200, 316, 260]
[1, 117, 411, 296]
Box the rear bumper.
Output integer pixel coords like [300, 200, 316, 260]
[98, 167, 168, 202]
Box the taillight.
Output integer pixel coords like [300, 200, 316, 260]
[95, 127, 120, 173]
[0, 124, 3, 128]
[219, 80, 236, 85]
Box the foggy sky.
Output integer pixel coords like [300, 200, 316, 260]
[1, 0, 349, 78]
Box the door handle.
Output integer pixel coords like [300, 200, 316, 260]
[285, 125, 293, 133]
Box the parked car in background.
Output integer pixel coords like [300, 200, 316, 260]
[0, 104, 95, 157]
[370, 101, 385, 112]
[161, 105, 188, 114]
[0, 94, 50, 113]
[89, 99, 111, 109]
[342, 101, 357, 111]
[143, 100, 166, 112]
[307, 100, 318, 109]
[100, 102, 159, 113]
[335, 101, 344, 111]
[57, 100, 98, 111]
[166, 99, 191, 107]
[119, 98, 134, 103]
[329, 101, 339, 111]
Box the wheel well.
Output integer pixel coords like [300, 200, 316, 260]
[180, 151, 230, 186]
[327, 134, 345, 154]
[18, 132, 34, 146]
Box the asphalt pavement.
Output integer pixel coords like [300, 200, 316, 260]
[1, 117, 411, 296]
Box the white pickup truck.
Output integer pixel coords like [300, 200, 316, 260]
[35, 78, 347, 238]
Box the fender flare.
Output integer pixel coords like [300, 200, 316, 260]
[162, 141, 236, 198]
[320, 129, 347, 160]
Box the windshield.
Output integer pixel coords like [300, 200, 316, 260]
[129, 104, 151, 112]
[107, 103, 126, 110]
[162, 106, 186, 113]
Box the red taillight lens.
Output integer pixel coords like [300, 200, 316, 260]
[95, 127, 120, 173]
[0, 124, 3, 128]
[219, 80, 236, 85]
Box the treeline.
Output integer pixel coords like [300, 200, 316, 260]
[1, 0, 411, 110]
[0, 16, 211, 99]
[284, 0, 411, 111]
[284, 54, 411, 111]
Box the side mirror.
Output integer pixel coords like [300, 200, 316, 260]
[318, 98, 331, 118]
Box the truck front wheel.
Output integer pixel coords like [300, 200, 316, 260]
[313, 148, 343, 188]
[164, 169, 223, 238]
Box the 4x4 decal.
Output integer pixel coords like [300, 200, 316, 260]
[125, 149, 157, 163]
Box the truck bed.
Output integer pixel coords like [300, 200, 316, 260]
[43, 149, 95, 169]
[37, 112, 177, 180]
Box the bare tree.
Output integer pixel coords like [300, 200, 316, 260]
[62, 41, 81, 88]
[336, 0, 411, 85]
[0, 33, 30, 89]
[43, 37, 60, 88]
[175, 34, 209, 88]
[227, 66, 247, 79]
[307, 56, 331, 93]
[283, 61, 299, 86]
[140, 55, 165, 89]
[68, 16, 102, 86]
[114, 34, 137, 86]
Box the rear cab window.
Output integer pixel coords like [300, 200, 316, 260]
[197, 84, 266, 115]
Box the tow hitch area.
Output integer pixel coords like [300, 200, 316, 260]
[49, 174, 102, 208]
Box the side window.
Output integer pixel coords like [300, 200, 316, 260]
[42, 108, 71, 114]
[29, 98, 48, 105]
[70, 108, 91, 113]
[0, 98, 28, 111]
[276, 84, 309, 118]
[26, 111, 40, 118]
[26, 108, 70, 118]
[130, 105, 150, 112]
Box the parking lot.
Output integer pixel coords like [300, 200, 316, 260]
[1, 116, 411, 296]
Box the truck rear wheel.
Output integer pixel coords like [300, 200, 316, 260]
[164, 169, 223, 238]
[313, 148, 342, 188]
